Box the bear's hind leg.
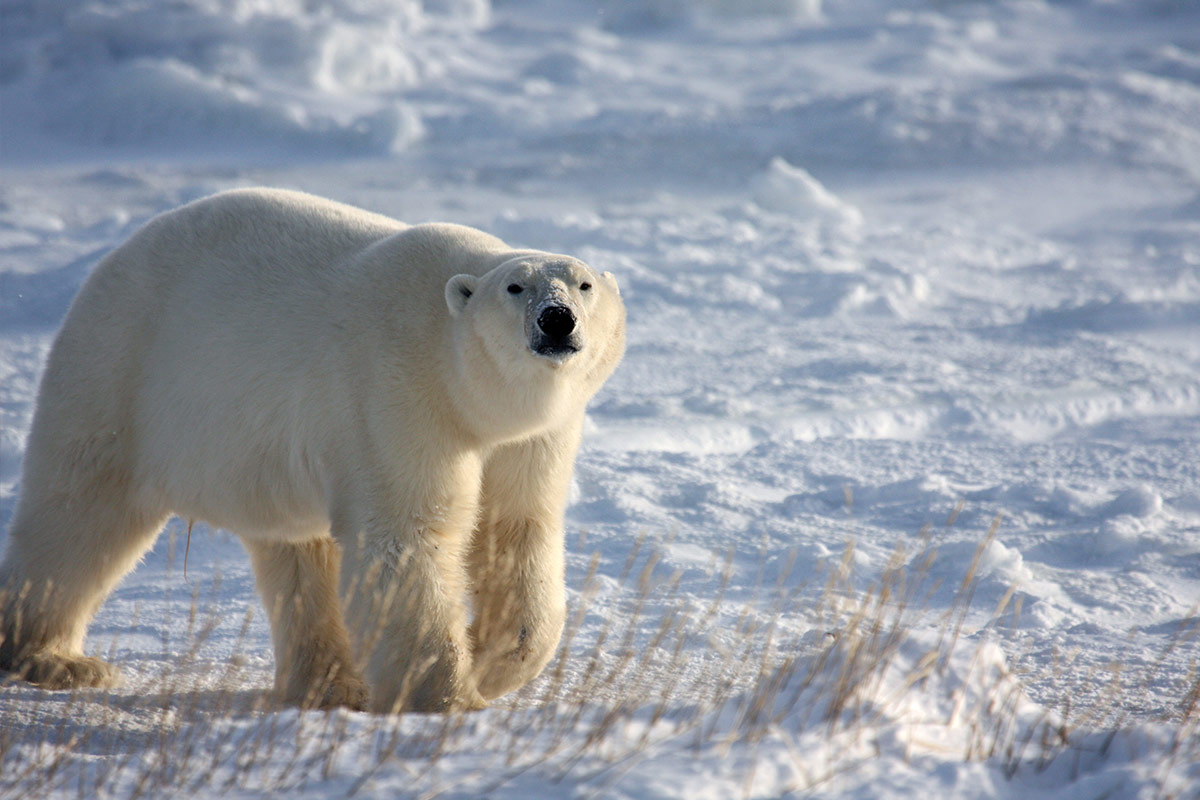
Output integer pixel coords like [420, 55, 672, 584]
[244, 537, 367, 710]
[0, 488, 167, 689]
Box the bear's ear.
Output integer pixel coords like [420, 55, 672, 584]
[445, 274, 478, 316]
[601, 270, 620, 296]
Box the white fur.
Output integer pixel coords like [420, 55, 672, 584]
[0, 188, 625, 712]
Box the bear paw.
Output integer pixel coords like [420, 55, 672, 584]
[284, 664, 370, 711]
[309, 676, 370, 711]
[12, 653, 122, 690]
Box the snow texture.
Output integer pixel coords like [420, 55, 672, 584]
[2, 1, 1199, 798]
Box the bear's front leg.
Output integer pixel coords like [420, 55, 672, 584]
[469, 430, 576, 701]
[335, 464, 487, 714]
[468, 516, 567, 701]
[341, 532, 485, 713]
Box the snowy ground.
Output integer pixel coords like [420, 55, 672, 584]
[2, 1, 1199, 798]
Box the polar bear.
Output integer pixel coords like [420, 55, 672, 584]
[0, 188, 625, 713]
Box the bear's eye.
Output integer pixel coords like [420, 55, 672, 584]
[580, 282, 592, 292]
[507, 284, 523, 294]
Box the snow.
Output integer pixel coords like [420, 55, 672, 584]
[2, 0, 1199, 798]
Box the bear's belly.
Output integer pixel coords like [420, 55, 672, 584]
[204, 511, 332, 543]
[159, 475, 332, 543]
[134, 424, 334, 542]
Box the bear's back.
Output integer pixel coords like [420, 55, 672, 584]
[143, 188, 406, 285]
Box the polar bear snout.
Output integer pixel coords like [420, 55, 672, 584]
[532, 304, 581, 359]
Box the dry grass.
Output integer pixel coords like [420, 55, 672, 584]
[1, 529, 1196, 799]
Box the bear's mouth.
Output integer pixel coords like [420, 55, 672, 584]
[533, 340, 580, 360]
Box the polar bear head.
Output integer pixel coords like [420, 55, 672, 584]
[444, 254, 625, 431]
[445, 254, 624, 368]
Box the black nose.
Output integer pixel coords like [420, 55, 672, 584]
[537, 305, 575, 338]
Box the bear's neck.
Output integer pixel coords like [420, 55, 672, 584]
[449, 338, 577, 445]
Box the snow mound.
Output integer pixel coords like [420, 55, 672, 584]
[915, 537, 1044, 609]
[1102, 484, 1163, 520]
[751, 157, 864, 232]
[605, 627, 1061, 798]
[596, 0, 823, 29]
[6, 61, 423, 160]
[0, 0, 469, 160]
[1022, 295, 1200, 334]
